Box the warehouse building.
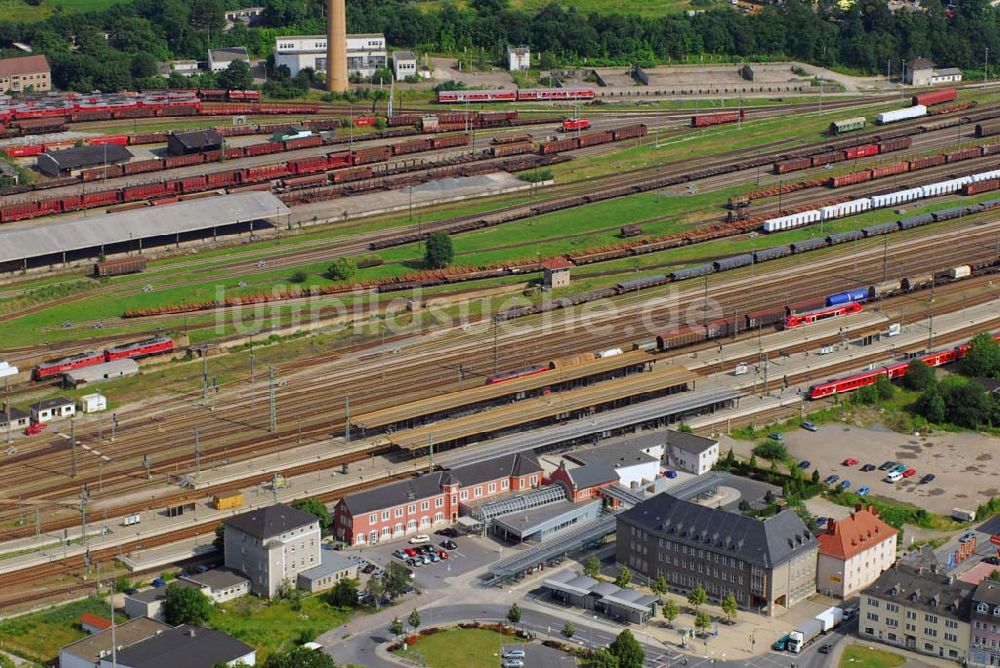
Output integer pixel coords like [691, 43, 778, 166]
[167, 128, 224, 156]
[904, 58, 962, 86]
[297, 550, 360, 593]
[64, 359, 139, 388]
[36, 144, 132, 177]
[31, 397, 75, 423]
[334, 452, 543, 545]
[616, 493, 818, 616]
[274, 34, 387, 78]
[0, 54, 51, 92]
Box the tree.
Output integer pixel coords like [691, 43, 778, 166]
[263, 645, 335, 668]
[212, 523, 225, 552]
[290, 270, 308, 283]
[962, 332, 1000, 378]
[694, 611, 713, 636]
[902, 358, 936, 392]
[614, 566, 632, 589]
[687, 585, 707, 612]
[364, 575, 385, 609]
[291, 498, 332, 534]
[389, 616, 404, 640]
[583, 554, 601, 577]
[915, 387, 946, 423]
[506, 602, 522, 625]
[562, 620, 575, 638]
[752, 441, 787, 460]
[609, 629, 645, 668]
[326, 578, 358, 607]
[589, 648, 620, 668]
[873, 375, 895, 401]
[216, 60, 253, 90]
[423, 232, 454, 269]
[721, 593, 738, 624]
[723, 447, 736, 466]
[407, 607, 421, 631]
[661, 598, 679, 628]
[651, 574, 669, 597]
[384, 562, 411, 600]
[162, 583, 211, 626]
[940, 378, 993, 428]
[326, 257, 356, 281]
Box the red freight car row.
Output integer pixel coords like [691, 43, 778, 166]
[827, 142, 999, 188]
[537, 124, 648, 155]
[773, 137, 913, 174]
[690, 109, 745, 128]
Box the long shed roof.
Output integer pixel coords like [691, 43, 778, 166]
[0, 192, 288, 263]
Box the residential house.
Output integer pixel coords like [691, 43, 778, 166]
[179, 568, 249, 604]
[665, 430, 719, 475]
[0, 54, 51, 92]
[817, 505, 898, 597]
[970, 579, 1000, 666]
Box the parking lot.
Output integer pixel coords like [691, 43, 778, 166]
[722, 420, 1000, 515]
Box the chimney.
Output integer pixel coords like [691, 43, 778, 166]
[827, 518, 836, 534]
[326, 0, 348, 93]
[854, 503, 863, 512]
[185, 627, 197, 637]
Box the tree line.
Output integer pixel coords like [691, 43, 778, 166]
[1, 0, 998, 93]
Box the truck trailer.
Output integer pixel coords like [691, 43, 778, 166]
[788, 606, 844, 653]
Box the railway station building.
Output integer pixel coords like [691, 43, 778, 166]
[616, 493, 818, 616]
[334, 452, 543, 545]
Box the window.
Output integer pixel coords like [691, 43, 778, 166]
[460, 490, 468, 500]
[867, 598, 880, 608]
[944, 633, 958, 643]
[382, 511, 390, 521]
[435, 498, 444, 508]
[925, 614, 938, 624]
[488, 483, 496, 493]
[395, 508, 403, 518]
[421, 501, 430, 511]
[866, 613, 879, 622]
[474, 486, 482, 498]
[924, 628, 937, 637]
[945, 619, 958, 629]
[381, 527, 391, 536]
[501, 480, 509, 490]
[530, 475, 538, 485]
[408, 504, 416, 513]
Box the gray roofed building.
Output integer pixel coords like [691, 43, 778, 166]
[36, 144, 132, 176]
[179, 568, 249, 603]
[616, 493, 818, 615]
[123, 580, 201, 620]
[31, 396, 75, 423]
[208, 47, 250, 73]
[64, 359, 139, 387]
[297, 549, 360, 592]
[542, 569, 658, 623]
[224, 502, 317, 540]
[550, 460, 618, 501]
[493, 498, 602, 543]
[167, 128, 224, 156]
[0, 406, 29, 430]
[666, 429, 719, 475]
[60, 617, 171, 667]
[105, 625, 255, 668]
[0, 192, 289, 267]
[448, 452, 541, 488]
[860, 561, 974, 663]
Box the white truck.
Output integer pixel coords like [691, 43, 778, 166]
[787, 606, 844, 653]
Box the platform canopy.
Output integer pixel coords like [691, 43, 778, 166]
[0, 192, 289, 264]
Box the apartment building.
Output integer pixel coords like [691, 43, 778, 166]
[816, 505, 898, 597]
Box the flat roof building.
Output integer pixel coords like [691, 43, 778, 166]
[65, 359, 139, 387]
[275, 34, 386, 79]
[167, 128, 224, 156]
[617, 493, 818, 615]
[542, 569, 658, 624]
[31, 396, 75, 423]
[297, 549, 360, 593]
[393, 50, 417, 81]
[36, 144, 132, 177]
[0, 54, 51, 93]
[208, 47, 250, 73]
[179, 568, 249, 604]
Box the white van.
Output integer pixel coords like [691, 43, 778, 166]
[884, 470, 903, 483]
[409, 534, 431, 545]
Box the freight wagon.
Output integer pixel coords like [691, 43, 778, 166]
[94, 256, 147, 277]
[829, 117, 865, 134]
[212, 493, 244, 510]
[875, 105, 927, 124]
[691, 109, 745, 128]
[912, 88, 957, 107]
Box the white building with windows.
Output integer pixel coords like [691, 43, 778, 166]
[665, 430, 719, 475]
[274, 34, 387, 79]
[508, 46, 530, 72]
[223, 503, 321, 598]
[816, 506, 897, 598]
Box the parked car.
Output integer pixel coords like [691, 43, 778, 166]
[798, 460, 811, 469]
[665, 469, 678, 479]
[824, 474, 840, 485]
[920, 474, 936, 484]
[362, 563, 376, 574]
[441, 540, 458, 550]
[801, 421, 818, 432]
[123, 587, 139, 595]
[891, 464, 907, 474]
[773, 635, 789, 651]
[502, 649, 526, 659]
[404, 547, 417, 557]
[839, 480, 851, 491]
[858, 486, 870, 497]
[879, 461, 897, 471]
[842, 458, 859, 466]
[393, 550, 406, 559]
[438, 550, 449, 560]
[884, 471, 903, 483]
[24, 422, 46, 436]
[435, 527, 459, 538]
[768, 433, 783, 441]
[861, 464, 877, 472]
[422, 554, 432, 564]
[902, 467, 917, 478]
[501, 661, 524, 668]
[815, 517, 828, 527]
[819, 644, 831, 654]
[409, 534, 430, 545]
[985, 556, 1000, 566]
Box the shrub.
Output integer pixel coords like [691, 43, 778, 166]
[752, 441, 788, 461]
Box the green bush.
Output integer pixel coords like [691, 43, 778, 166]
[752, 441, 788, 461]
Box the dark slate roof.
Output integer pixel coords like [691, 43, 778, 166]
[223, 502, 318, 540]
[38, 144, 132, 170]
[665, 430, 718, 455]
[865, 562, 975, 622]
[618, 493, 817, 569]
[33, 397, 73, 410]
[170, 128, 223, 150]
[564, 462, 618, 489]
[973, 580, 1000, 607]
[180, 568, 247, 591]
[341, 471, 448, 516]
[448, 452, 541, 488]
[565, 437, 662, 469]
[0, 407, 28, 422]
[113, 625, 253, 668]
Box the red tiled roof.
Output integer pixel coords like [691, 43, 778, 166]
[817, 506, 896, 560]
[81, 612, 112, 630]
[542, 258, 572, 270]
[0, 55, 50, 78]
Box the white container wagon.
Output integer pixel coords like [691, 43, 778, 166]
[820, 198, 871, 220]
[875, 105, 927, 124]
[871, 187, 923, 208]
[762, 209, 821, 233]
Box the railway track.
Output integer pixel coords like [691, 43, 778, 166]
[2, 218, 998, 535]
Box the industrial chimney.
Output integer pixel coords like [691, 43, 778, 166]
[326, 0, 348, 93]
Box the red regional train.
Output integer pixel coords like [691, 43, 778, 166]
[807, 332, 999, 399]
[436, 88, 595, 104]
[783, 302, 863, 329]
[34, 337, 174, 380]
